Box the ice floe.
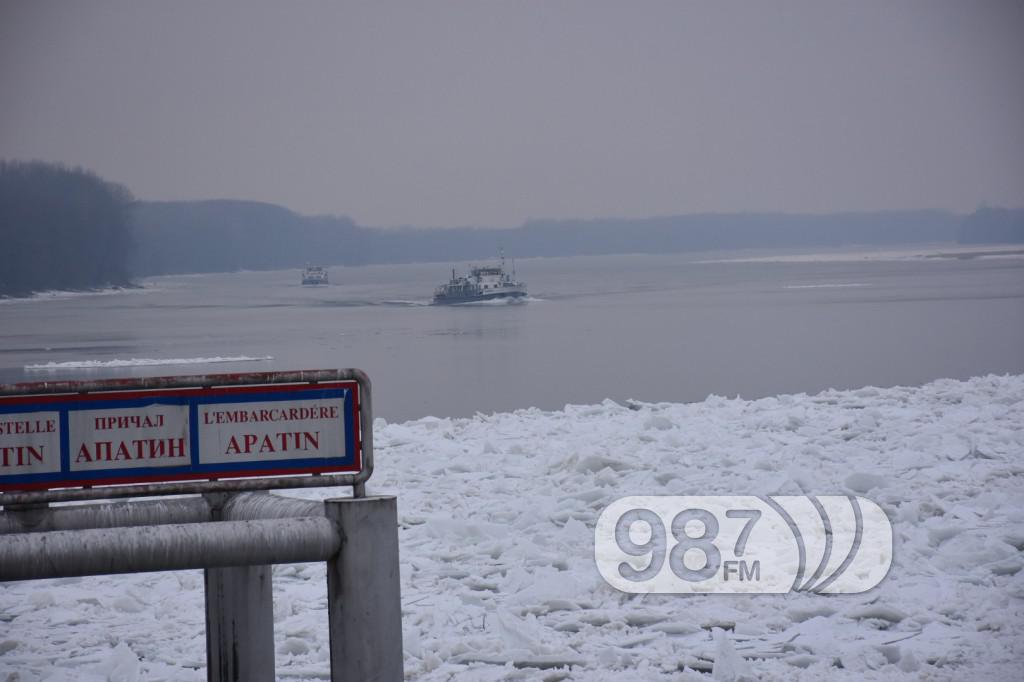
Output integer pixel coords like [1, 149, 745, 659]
[24, 356, 274, 370]
[0, 374, 1022, 680]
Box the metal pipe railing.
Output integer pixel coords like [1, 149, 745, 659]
[0, 492, 329, 535]
[0, 516, 341, 580]
[0, 496, 210, 534]
[0, 493, 403, 680]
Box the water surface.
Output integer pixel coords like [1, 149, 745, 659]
[2, 247, 1022, 422]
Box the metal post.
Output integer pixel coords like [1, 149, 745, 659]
[325, 495, 403, 681]
[205, 493, 275, 682]
[205, 565, 276, 682]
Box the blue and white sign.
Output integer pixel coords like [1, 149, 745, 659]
[0, 378, 362, 493]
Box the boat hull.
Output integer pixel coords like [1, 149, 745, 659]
[432, 290, 527, 305]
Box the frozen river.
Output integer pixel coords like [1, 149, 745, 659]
[2, 245, 1022, 422]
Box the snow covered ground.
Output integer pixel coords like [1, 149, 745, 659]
[2, 375, 1022, 680]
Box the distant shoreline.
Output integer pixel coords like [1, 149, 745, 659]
[0, 283, 144, 303]
[694, 242, 1024, 264]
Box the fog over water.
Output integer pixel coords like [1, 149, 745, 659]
[3, 248, 1021, 422]
[2, 2, 1022, 226]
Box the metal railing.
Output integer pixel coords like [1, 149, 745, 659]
[0, 491, 403, 681]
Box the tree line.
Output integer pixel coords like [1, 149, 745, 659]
[0, 160, 133, 296]
[2, 159, 1022, 295]
[133, 203, 973, 274]
[957, 206, 1024, 244]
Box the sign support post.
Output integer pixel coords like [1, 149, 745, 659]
[205, 561, 276, 682]
[204, 492, 276, 682]
[326, 495, 403, 681]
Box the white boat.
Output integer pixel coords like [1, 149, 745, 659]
[301, 265, 328, 286]
[433, 253, 526, 304]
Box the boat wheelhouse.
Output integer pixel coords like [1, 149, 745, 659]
[301, 265, 329, 286]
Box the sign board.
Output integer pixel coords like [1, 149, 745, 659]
[0, 372, 366, 495]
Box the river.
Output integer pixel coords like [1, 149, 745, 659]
[2, 245, 1022, 422]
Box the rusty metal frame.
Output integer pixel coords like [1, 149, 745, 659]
[0, 369, 373, 506]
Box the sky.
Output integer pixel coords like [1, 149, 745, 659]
[1, 1, 1022, 228]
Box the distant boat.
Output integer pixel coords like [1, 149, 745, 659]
[301, 265, 328, 286]
[433, 252, 526, 304]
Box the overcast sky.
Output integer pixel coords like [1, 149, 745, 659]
[1, 1, 1022, 228]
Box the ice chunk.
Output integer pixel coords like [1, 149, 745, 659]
[644, 415, 673, 431]
[711, 628, 754, 681]
[91, 642, 140, 682]
[843, 471, 887, 493]
[845, 604, 908, 623]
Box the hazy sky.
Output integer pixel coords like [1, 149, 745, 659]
[1, 1, 1022, 227]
